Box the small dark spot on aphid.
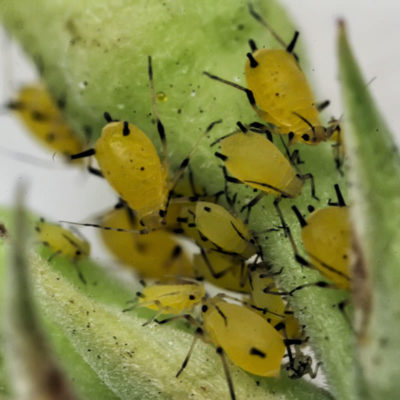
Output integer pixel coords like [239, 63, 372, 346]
[46, 133, 56, 142]
[188, 223, 196, 228]
[189, 295, 196, 300]
[275, 92, 280, 97]
[250, 347, 266, 358]
[204, 206, 211, 212]
[140, 167, 145, 171]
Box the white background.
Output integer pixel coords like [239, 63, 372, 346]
[0, 1, 399, 263]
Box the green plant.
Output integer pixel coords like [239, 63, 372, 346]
[0, 1, 399, 399]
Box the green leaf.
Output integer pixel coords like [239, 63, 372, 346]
[1, 186, 78, 400]
[0, 207, 333, 400]
[0, 0, 357, 398]
[338, 21, 400, 400]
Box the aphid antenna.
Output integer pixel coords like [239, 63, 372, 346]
[59, 220, 152, 235]
[0, 145, 64, 169]
[147, 55, 168, 162]
[247, 3, 299, 60]
[307, 252, 351, 282]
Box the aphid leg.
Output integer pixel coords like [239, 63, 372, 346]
[148, 55, 168, 162]
[87, 166, 104, 179]
[286, 31, 300, 55]
[70, 148, 96, 161]
[289, 281, 336, 296]
[169, 119, 223, 190]
[248, 121, 274, 142]
[59, 220, 150, 235]
[279, 136, 303, 168]
[299, 173, 319, 200]
[176, 329, 202, 377]
[316, 100, 330, 112]
[47, 249, 61, 262]
[74, 262, 87, 285]
[328, 183, 346, 207]
[220, 165, 241, 208]
[197, 247, 237, 280]
[216, 347, 236, 400]
[240, 192, 264, 224]
[273, 198, 310, 268]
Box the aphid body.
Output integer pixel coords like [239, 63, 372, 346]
[9, 84, 84, 156]
[35, 219, 90, 261]
[301, 206, 350, 289]
[100, 206, 193, 279]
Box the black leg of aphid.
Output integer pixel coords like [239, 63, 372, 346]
[273, 198, 311, 268]
[300, 173, 319, 201]
[309, 361, 322, 379]
[59, 220, 150, 234]
[187, 166, 200, 197]
[240, 192, 264, 224]
[176, 332, 201, 378]
[163, 244, 183, 271]
[70, 148, 95, 161]
[246, 52, 258, 68]
[47, 250, 61, 263]
[248, 122, 274, 142]
[148, 56, 168, 162]
[198, 248, 236, 279]
[142, 310, 166, 327]
[291, 205, 307, 228]
[221, 166, 238, 209]
[289, 281, 336, 296]
[286, 31, 299, 54]
[328, 183, 346, 207]
[170, 120, 222, 192]
[155, 313, 201, 328]
[316, 100, 330, 112]
[74, 263, 87, 285]
[217, 347, 236, 400]
[87, 166, 104, 179]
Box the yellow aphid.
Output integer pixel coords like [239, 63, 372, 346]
[70, 57, 221, 230]
[301, 206, 351, 289]
[180, 201, 258, 258]
[100, 206, 193, 280]
[202, 300, 286, 377]
[35, 219, 90, 261]
[8, 84, 84, 157]
[95, 120, 169, 224]
[245, 49, 326, 143]
[138, 283, 205, 314]
[193, 250, 250, 292]
[204, 5, 339, 145]
[217, 130, 303, 197]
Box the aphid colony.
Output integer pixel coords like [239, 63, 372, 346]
[6, 5, 351, 400]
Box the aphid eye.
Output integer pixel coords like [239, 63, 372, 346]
[76, 250, 81, 255]
[201, 305, 208, 312]
[302, 134, 310, 141]
[189, 295, 196, 300]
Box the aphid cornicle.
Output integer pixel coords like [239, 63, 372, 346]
[100, 205, 194, 280]
[204, 4, 340, 145]
[7, 84, 85, 157]
[70, 57, 221, 230]
[34, 218, 90, 283]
